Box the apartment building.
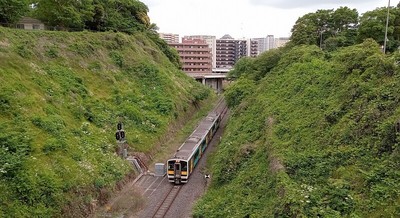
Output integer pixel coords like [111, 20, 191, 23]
[248, 39, 259, 57]
[184, 35, 217, 69]
[252, 35, 275, 54]
[159, 33, 180, 43]
[169, 38, 212, 74]
[216, 34, 254, 69]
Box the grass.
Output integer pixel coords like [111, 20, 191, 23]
[194, 40, 400, 217]
[0, 26, 212, 217]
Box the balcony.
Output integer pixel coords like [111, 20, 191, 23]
[182, 59, 212, 64]
[180, 53, 212, 58]
[176, 47, 211, 52]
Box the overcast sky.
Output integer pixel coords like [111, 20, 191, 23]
[140, 0, 394, 39]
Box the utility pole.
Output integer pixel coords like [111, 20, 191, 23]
[384, 0, 391, 53]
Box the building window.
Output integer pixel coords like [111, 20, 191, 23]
[16, 24, 24, 29]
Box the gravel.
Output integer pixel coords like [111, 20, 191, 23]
[132, 110, 229, 218]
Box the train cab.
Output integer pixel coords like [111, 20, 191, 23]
[167, 159, 188, 184]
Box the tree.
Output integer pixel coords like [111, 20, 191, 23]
[148, 23, 159, 33]
[0, 0, 29, 25]
[331, 7, 358, 33]
[290, 7, 358, 49]
[357, 7, 395, 47]
[86, 0, 150, 33]
[228, 57, 256, 79]
[290, 11, 322, 46]
[32, 0, 94, 30]
[357, 6, 400, 52]
[30, 0, 152, 34]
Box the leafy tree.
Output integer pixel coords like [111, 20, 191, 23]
[358, 6, 400, 52]
[0, 0, 30, 25]
[224, 78, 256, 108]
[331, 7, 358, 33]
[32, 0, 94, 30]
[358, 7, 392, 46]
[31, 0, 150, 33]
[228, 57, 256, 79]
[290, 11, 322, 46]
[146, 32, 181, 69]
[393, 3, 400, 42]
[148, 23, 159, 33]
[86, 0, 150, 33]
[253, 47, 286, 80]
[229, 47, 286, 81]
[85, 0, 106, 31]
[290, 7, 358, 50]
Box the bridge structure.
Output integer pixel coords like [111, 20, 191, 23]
[187, 73, 228, 93]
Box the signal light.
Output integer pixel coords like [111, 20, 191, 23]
[116, 130, 125, 141]
[116, 131, 121, 140]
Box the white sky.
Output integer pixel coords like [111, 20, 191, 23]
[141, 0, 395, 39]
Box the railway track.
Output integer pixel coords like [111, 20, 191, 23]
[152, 185, 182, 218]
[150, 98, 227, 218]
[215, 97, 228, 119]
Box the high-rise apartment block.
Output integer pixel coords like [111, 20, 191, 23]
[184, 35, 217, 69]
[266, 35, 275, 51]
[216, 34, 249, 69]
[159, 33, 179, 43]
[169, 38, 212, 74]
[215, 35, 258, 69]
[252, 35, 276, 55]
[165, 32, 289, 73]
[248, 39, 259, 57]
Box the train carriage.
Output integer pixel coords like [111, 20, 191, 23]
[167, 111, 221, 184]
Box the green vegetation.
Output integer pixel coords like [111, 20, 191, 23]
[31, 0, 152, 33]
[0, 26, 210, 217]
[290, 4, 400, 52]
[1, 0, 155, 33]
[0, 0, 30, 24]
[194, 39, 400, 217]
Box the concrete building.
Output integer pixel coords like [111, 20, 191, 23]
[159, 33, 179, 43]
[216, 34, 249, 69]
[266, 35, 275, 51]
[184, 35, 217, 69]
[252, 35, 275, 55]
[169, 38, 212, 74]
[275, 37, 290, 48]
[248, 39, 259, 57]
[16, 17, 45, 30]
[252, 38, 266, 54]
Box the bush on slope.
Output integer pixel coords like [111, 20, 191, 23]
[194, 40, 400, 217]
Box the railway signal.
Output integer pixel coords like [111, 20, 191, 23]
[116, 122, 125, 142]
[115, 130, 125, 141]
[116, 122, 127, 158]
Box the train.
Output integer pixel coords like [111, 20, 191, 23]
[167, 110, 222, 184]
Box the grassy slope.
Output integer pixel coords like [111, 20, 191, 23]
[0, 27, 211, 217]
[194, 40, 400, 217]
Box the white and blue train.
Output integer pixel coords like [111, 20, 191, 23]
[167, 111, 221, 184]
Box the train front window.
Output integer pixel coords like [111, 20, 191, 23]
[168, 161, 174, 170]
[182, 162, 187, 171]
[175, 163, 181, 171]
